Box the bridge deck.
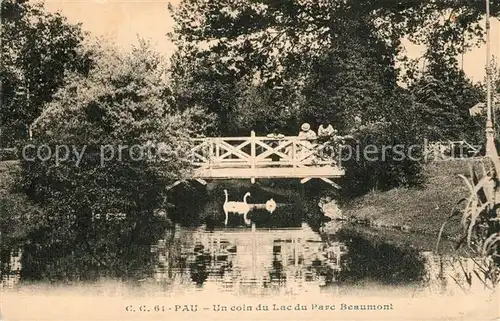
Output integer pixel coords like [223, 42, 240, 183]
[193, 165, 345, 180]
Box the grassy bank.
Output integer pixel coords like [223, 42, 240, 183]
[340, 160, 474, 240]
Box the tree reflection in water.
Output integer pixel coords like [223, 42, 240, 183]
[269, 246, 285, 284]
[7, 216, 465, 294]
[189, 244, 210, 287]
[333, 228, 427, 285]
[149, 221, 451, 295]
[20, 213, 170, 282]
[152, 223, 346, 295]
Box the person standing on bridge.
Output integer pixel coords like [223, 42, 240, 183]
[298, 123, 317, 140]
[298, 123, 317, 163]
[267, 128, 285, 165]
[267, 128, 285, 139]
[317, 120, 337, 160]
[318, 121, 336, 140]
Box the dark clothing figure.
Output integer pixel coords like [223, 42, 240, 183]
[267, 129, 285, 164]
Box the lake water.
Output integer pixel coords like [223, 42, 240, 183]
[0, 216, 485, 298]
[146, 221, 476, 297]
[2, 217, 497, 321]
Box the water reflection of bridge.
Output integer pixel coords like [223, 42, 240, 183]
[152, 224, 347, 295]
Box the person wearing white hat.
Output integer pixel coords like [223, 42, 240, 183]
[297, 123, 317, 162]
[298, 122, 317, 140]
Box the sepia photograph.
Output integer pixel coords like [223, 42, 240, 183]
[1, 0, 500, 320]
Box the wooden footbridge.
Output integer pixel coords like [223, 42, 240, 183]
[1, 131, 346, 187]
[188, 131, 345, 187]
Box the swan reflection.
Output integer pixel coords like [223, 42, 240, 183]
[223, 190, 252, 226]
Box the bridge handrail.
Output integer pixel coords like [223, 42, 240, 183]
[191, 136, 325, 141]
[189, 134, 342, 170]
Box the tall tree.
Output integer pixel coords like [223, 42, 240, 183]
[168, 0, 498, 135]
[300, 39, 394, 132]
[169, 0, 499, 85]
[168, 0, 498, 193]
[1, 0, 91, 145]
[409, 66, 483, 141]
[168, 45, 241, 135]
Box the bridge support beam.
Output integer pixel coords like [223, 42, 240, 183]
[167, 178, 208, 191]
[320, 177, 341, 189]
[300, 177, 312, 184]
[300, 177, 341, 189]
[166, 180, 184, 190]
[195, 178, 207, 186]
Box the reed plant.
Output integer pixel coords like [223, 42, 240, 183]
[437, 156, 500, 291]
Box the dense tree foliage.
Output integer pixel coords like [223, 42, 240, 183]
[168, 0, 499, 86]
[168, 46, 238, 135]
[18, 41, 197, 281]
[167, 0, 496, 193]
[0, 0, 91, 145]
[409, 65, 483, 141]
[340, 88, 431, 195]
[0, 163, 42, 278]
[228, 80, 304, 135]
[300, 46, 393, 132]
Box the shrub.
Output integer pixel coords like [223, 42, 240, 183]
[18, 41, 201, 281]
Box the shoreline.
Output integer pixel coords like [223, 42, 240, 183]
[323, 221, 459, 255]
[334, 161, 472, 243]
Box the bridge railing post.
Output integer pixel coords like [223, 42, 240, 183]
[209, 138, 215, 169]
[250, 131, 256, 183]
[215, 138, 219, 160]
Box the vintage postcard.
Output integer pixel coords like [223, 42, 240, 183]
[1, 0, 499, 320]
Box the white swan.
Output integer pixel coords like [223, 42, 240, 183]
[265, 198, 277, 213]
[240, 192, 251, 225]
[223, 189, 238, 225]
[223, 190, 251, 225]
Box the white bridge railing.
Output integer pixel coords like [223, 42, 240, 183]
[188, 132, 345, 185]
[189, 132, 339, 170]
